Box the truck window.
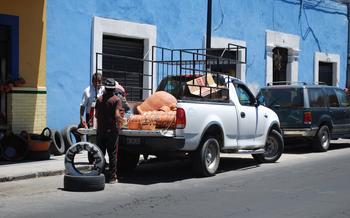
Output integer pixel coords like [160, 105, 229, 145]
[325, 88, 340, 107]
[235, 84, 255, 106]
[308, 88, 326, 108]
[335, 89, 350, 107]
[260, 88, 303, 108]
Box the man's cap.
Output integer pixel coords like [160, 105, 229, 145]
[103, 78, 117, 89]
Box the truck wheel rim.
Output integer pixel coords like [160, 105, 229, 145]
[205, 140, 219, 170]
[321, 130, 329, 149]
[266, 136, 278, 157]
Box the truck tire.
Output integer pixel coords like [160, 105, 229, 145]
[62, 125, 82, 152]
[64, 174, 105, 192]
[117, 149, 139, 175]
[65, 142, 105, 176]
[192, 136, 220, 177]
[312, 125, 330, 152]
[252, 129, 284, 164]
[49, 129, 65, 156]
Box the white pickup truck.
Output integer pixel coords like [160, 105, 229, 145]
[118, 74, 284, 177]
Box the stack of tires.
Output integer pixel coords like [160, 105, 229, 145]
[64, 142, 105, 192]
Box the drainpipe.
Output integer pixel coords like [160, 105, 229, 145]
[206, 0, 212, 49]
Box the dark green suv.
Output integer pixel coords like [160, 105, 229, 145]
[258, 83, 350, 152]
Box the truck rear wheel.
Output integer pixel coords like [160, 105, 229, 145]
[117, 149, 139, 175]
[192, 136, 220, 177]
[252, 129, 284, 164]
[312, 125, 330, 152]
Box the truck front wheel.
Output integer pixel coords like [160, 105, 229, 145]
[192, 136, 220, 177]
[252, 129, 284, 164]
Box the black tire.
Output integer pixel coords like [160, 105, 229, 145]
[252, 129, 284, 164]
[313, 125, 330, 152]
[117, 149, 139, 175]
[192, 136, 220, 177]
[49, 129, 65, 156]
[64, 174, 105, 192]
[62, 125, 82, 151]
[27, 150, 51, 160]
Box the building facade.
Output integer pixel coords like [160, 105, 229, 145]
[0, 0, 348, 131]
[0, 0, 46, 133]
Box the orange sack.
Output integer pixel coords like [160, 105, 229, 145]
[137, 91, 177, 114]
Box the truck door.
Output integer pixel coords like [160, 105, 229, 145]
[234, 83, 261, 147]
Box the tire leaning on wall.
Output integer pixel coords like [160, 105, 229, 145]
[62, 125, 83, 152]
[49, 129, 65, 156]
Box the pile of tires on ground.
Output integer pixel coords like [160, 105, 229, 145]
[0, 125, 84, 162]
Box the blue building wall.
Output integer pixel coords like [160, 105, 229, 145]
[46, 0, 348, 129]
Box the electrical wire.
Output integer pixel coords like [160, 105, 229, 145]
[213, 0, 224, 32]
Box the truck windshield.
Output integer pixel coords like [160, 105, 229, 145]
[259, 88, 304, 108]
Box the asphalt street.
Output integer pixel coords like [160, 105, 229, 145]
[0, 141, 350, 218]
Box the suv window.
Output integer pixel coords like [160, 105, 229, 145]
[308, 88, 326, 108]
[259, 88, 303, 108]
[325, 88, 339, 107]
[235, 84, 255, 106]
[335, 89, 350, 107]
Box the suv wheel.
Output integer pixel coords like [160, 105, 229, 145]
[313, 125, 330, 152]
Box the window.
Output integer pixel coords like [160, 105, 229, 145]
[102, 36, 144, 101]
[314, 52, 340, 87]
[272, 47, 288, 83]
[266, 30, 300, 85]
[319, 62, 333, 86]
[325, 88, 339, 107]
[93, 17, 156, 100]
[260, 88, 303, 108]
[235, 84, 255, 106]
[335, 89, 350, 107]
[210, 37, 246, 81]
[207, 49, 237, 77]
[308, 88, 326, 108]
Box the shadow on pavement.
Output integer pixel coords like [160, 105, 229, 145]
[118, 156, 259, 185]
[283, 140, 350, 154]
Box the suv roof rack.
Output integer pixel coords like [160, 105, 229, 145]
[267, 81, 307, 86]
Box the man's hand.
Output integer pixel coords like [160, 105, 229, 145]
[80, 120, 88, 129]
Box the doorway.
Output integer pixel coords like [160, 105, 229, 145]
[0, 24, 10, 123]
[272, 47, 288, 83]
[102, 36, 144, 101]
[319, 62, 333, 86]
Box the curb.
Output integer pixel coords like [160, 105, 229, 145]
[0, 165, 92, 183]
[0, 169, 65, 183]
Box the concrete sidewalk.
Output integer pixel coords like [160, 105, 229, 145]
[0, 153, 86, 183]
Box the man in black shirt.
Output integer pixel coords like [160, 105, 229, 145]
[95, 78, 122, 183]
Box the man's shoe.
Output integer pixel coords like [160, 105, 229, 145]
[108, 176, 118, 184]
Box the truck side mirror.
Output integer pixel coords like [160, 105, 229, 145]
[256, 95, 265, 107]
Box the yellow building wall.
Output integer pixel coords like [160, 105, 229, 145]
[7, 88, 47, 134]
[0, 0, 46, 133]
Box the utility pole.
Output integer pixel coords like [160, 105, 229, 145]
[206, 0, 212, 49]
